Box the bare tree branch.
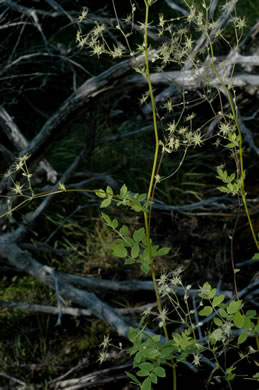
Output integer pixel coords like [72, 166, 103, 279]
[0, 105, 57, 183]
[0, 242, 158, 340]
[52, 364, 131, 390]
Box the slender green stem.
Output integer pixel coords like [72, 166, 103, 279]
[143, 1, 159, 204]
[209, 40, 259, 251]
[142, 0, 164, 330]
[143, 1, 177, 388]
[209, 38, 259, 351]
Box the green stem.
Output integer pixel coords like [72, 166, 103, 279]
[143, 1, 159, 204]
[209, 39, 259, 352]
[209, 40, 259, 251]
[142, 0, 164, 331]
[143, 1, 177, 388]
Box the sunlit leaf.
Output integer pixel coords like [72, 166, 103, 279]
[100, 198, 112, 208]
[133, 228, 146, 242]
[238, 332, 248, 344]
[199, 306, 213, 316]
[227, 300, 242, 314]
[112, 243, 127, 258]
[233, 311, 245, 328]
[212, 294, 225, 307]
[131, 242, 140, 258]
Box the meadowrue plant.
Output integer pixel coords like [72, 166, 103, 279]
[75, 1, 259, 389]
[1, 1, 259, 389]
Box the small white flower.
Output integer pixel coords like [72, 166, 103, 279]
[210, 328, 224, 342]
[158, 273, 168, 286]
[78, 7, 88, 23]
[192, 353, 201, 367]
[142, 305, 153, 317]
[248, 346, 256, 354]
[157, 308, 169, 325]
[97, 350, 107, 364]
[223, 321, 232, 337]
[100, 335, 111, 350]
[11, 181, 24, 195]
